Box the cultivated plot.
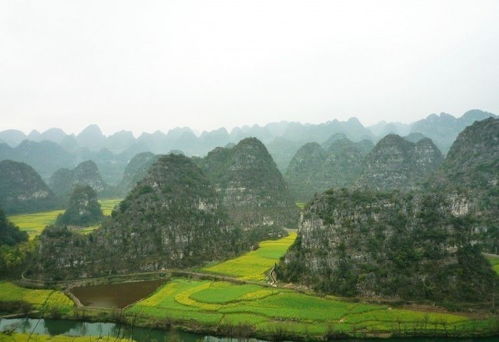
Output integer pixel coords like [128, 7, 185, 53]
[202, 232, 297, 281]
[0, 281, 74, 314]
[128, 278, 486, 337]
[8, 199, 122, 238]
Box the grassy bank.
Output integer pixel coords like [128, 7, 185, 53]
[0, 282, 74, 315]
[8, 199, 121, 239]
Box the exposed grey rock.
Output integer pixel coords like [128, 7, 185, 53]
[31, 154, 244, 280]
[198, 137, 298, 228]
[277, 188, 496, 303]
[429, 117, 499, 253]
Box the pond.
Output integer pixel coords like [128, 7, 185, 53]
[70, 280, 164, 308]
[0, 318, 497, 342]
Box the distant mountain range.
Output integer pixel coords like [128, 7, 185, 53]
[0, 110, 495, 184]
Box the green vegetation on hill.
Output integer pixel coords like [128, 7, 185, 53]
[277, 188, 497, 303]
[356, 134, 443, 191]
[0, 209, 28, 247]
[0, 160, 58, 214]
[285, 136, 372, 202]
[49, 160, 107, 199]
[0, 210, 30, 276]
[429, 117, 499, 254]
[117, 152, 159, 196]
[0, 241, 35, 278]
[197, 137, 298, 229]
[31, 155, 248, 280]
[55, 185, 104, 227]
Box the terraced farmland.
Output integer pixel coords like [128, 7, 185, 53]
[202, 232, 297, 281]
[0, 281, 74, 314]
[8, 199, 121, 238]
[128, 278, 487, 338]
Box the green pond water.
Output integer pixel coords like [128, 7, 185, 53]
[70, 280, 164, 308]
[0, 318, 497, 342]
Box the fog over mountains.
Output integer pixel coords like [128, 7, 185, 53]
[0, 109, 495, 185]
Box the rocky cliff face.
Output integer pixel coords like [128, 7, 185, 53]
[55, 185, 104, 227]
[49, 160, 107, 198]
[429, 117, 499, 253]
[433, 118, 498, 190]
[117, 152, 159, 196]
[356, 134, 443, 191]
[0, 160, 58, 214]
[276, 188, 496, 303]
[31, 154, 244, 280]
[285, 137, 371, 202]
[198, 138, 298, 228]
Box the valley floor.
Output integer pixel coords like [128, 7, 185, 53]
[7, 199, 121, 238]
[1, 233, 498, 340]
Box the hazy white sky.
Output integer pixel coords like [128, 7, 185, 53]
[1, 0, 498, 135]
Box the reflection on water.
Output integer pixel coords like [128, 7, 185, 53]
[45, 319, 80, 335]
[0, 318, 497, 342]
[0, 318, 205, 342]
[71, 280, 164, 308]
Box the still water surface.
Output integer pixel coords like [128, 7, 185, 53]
[0, 318, 496, 342]
[71, 280, 164, 308]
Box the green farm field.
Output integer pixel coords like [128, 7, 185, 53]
[0, 281, 74, 314]
[8, 199, 121, 238]
[99, 198, 122, 216]
[202, 232, 297, 281]
[295, 202, 306, 210]
[487, 255, 499, 274]
[8, 210, 64, 239]
[128, 278, 493, 338]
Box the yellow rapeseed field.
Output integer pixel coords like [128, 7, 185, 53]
[202, 232, 297, 280]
